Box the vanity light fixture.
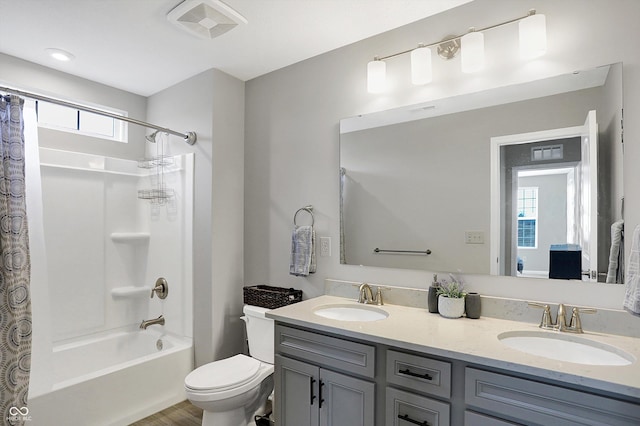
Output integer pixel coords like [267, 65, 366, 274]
[460, 28, 484, 73]
[367, 57, 386, 93]
[411, 44, 432, 85]
[366, 9, 547, 93]
[519, 12, 547, 59]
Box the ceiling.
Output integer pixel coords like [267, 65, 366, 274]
[0, 0, 471, 97]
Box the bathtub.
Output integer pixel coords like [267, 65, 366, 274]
[28, 328, 193, 426]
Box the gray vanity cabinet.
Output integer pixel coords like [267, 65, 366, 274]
[274, 322, 640, 426]
[274, 325, 376, 426]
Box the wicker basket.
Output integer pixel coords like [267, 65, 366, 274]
[243, 285, 303, 309]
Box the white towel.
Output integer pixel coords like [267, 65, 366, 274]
[606, 220, 624, 283]
[289, 225, 315, 276]
[623, 225, 640, 315]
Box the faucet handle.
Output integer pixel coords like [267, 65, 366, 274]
[569, 307, 597, 333]
[150, 277, 169, 299]
[528, 302, 555, 328]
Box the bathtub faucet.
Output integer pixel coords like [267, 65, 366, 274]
[140, 315, 165, 330]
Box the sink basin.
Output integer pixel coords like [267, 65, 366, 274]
[498, 330, 635, 366]
[313, 304, 389, 322]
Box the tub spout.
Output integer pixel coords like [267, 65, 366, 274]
[140, 315, 165, 330]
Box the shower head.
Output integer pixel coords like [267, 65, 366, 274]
[145, 130, 159, 143]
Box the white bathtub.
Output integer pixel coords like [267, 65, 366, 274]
[28, 329, 193, 426]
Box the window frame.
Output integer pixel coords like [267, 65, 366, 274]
[517, 186, 539, 249]
[36, 100, 128, 143]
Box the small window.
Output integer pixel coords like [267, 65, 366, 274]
[36, 100, 127, 142]
[517, 187, 538, 248]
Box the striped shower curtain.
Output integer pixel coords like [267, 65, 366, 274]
[0, 95, 32, 426]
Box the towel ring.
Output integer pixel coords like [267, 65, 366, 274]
[294, 205, 314, 227]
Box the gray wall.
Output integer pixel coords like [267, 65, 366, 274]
[147, 68, 245, 367]
[244, 0, 639, 309]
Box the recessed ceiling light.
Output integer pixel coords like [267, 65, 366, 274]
[45, 48, 75, 62]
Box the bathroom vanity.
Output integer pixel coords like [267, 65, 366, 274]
[268, 295, 640, 425]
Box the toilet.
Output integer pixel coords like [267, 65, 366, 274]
[185, 305, 275, 426]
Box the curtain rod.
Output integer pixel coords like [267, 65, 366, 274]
[0, 85, 197, 145]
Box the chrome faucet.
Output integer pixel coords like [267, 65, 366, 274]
[140, 315, 165, 330]
[529, 302, 597, 333]
[357, 283, 384, 305]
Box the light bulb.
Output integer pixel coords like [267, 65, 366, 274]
[519, 13, 547, 59]
[411, 46, 432, 85]
[367, 59, 386, 93]
[461, 31, 484, 73]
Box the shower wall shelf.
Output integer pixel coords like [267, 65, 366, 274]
[111, 286, 152, 299]
[110, 232, 151, 243]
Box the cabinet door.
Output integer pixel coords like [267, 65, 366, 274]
[275, 355, 319, 426]
[319, 368, 375, 426]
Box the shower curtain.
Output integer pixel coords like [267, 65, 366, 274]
[0, 95, 32, 426]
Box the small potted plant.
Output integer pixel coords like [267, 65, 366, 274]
[436, 277, 466, 318]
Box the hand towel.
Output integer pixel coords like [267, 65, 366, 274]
[309, 229, 317, 274]
[623, 224, 640, 315]
[606, 220, 624, 283]
[289, 225, 315, 277]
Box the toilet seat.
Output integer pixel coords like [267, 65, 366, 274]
[185, 354, 274, 401]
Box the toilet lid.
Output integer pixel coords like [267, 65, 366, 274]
[185, 354, 261, 391]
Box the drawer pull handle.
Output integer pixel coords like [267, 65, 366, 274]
[319, 380, 325, 409]
[398, 413, 429, 426]
[310, 377, 316, 405]
[399, 368, 432, 380]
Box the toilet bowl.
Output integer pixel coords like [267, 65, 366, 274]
[185, 305, 274, 426]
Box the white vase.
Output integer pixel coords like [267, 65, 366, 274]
[438, 295, 465, 318]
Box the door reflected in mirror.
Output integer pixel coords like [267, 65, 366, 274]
[339, 63, 623, 283]
[491, 110, 602, 281]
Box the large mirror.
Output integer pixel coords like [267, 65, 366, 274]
[340, 63, 623, 283]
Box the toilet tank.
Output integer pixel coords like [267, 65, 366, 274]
[243, 305, 274, 364]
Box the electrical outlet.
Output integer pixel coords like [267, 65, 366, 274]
[465, 231, 485, 244]
[320, 237, 331, 257]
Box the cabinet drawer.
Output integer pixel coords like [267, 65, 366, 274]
[465, 367, 640, 426]
[386, 387, 450, 426]
[464, 410, 522, 425]
[275, 324, 375, 378]
[387, 349, 451, 399]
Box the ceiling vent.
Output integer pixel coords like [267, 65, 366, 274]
[167, 0, 247, 39]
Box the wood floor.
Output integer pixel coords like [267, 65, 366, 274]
[130, 400, 203, 426]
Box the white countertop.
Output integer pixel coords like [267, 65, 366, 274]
[267, 295, 640, 399]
